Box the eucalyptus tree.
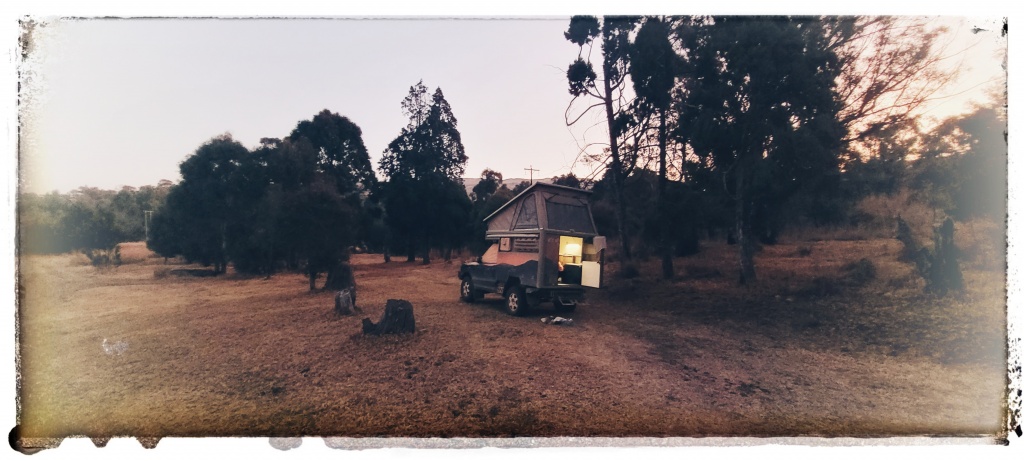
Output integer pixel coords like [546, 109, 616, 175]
[679, 17, 845, 283]
[630, 16, 686, 278]
[825, 17, 963, 158]
[564, 15, 640, 262]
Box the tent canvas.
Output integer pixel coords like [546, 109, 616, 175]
[484, 183, 598, 238]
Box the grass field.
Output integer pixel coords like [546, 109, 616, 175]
[16, 238, 1008, 439]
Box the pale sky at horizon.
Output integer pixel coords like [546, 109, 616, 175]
[18, 16, 1006, 194]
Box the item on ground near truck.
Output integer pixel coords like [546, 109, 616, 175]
[541, 316, 574, 326]
[101, 338, 129, 356]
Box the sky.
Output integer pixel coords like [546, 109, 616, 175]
[19, 18, 592, 193]
[14, 14, 1007, 194]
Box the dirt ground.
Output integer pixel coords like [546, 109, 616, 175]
[16, 239, 1007, 439]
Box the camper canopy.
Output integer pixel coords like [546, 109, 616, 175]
[483, 182, 598, 239]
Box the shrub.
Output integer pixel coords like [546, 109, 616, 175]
[895, 216, 965, 296]
[83, 246, 121, 267]
[842, 189, 937, 242]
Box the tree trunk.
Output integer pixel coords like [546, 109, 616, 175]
[656, 109, 673, 279]
[324, 261, 356, 291]
[736, 157, 757, 284]
[930, 218, 964, 295]
[219, 223, 230, 274]
[422, 236, 431, 265]
[406, 236, 416, 262]
[674, 222, 700, 257]
[362, 299, 416, 336]
[308, 268, 317, 291]
[603, 64, 632, 262]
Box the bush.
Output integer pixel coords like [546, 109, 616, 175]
[895, 216, 965, 296]
[83, 246, 121, 267]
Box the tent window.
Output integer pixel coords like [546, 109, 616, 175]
[513, 194, 538, 229]
[546, 200, 594, 233]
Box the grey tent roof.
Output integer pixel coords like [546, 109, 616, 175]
[482, 182, 592, 223]
[483, 182, 596, 236]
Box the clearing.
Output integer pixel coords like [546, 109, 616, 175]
[17, 239, 1007, 438]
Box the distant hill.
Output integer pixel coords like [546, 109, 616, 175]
[461, 177, 552, 196]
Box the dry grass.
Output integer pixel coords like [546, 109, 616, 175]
[784, 190, 941, 244]
[114, 242, 157, 264]
[17, 237, 1007, 439]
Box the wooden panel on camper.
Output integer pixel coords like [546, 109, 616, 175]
[494, 236, 539, 266]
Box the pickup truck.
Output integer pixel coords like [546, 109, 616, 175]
[457, 182, 604, 316]
[458, 259, 589, 315]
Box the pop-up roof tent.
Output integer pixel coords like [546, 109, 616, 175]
[483, 182, 598, 238]
[480, 182, 604, 289]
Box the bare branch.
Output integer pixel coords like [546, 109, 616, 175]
[564, 100, 606, 126]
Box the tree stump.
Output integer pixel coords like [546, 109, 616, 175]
[929, 217, 964, 295]
[334, 288, 359, 316]
[895, 216, 964, 296]
[361, 299, 416, 336]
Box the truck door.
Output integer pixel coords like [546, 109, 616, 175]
[581, 236, 605, 288]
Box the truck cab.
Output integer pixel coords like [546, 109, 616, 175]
[458, 182, 605, 316]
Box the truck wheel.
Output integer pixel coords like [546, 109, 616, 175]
[505, 285, 529, 316]
[553, 299, 576, 313]
[460, 277, 478, 303]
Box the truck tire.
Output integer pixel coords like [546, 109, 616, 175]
[460, 277, 478, 303]
[505, 285, 529, 316]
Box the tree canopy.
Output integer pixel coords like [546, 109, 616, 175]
[379, 81, 471, 264]
[288, 109, 377, 196]
[678, 17, 846, 282]
[147, 110, 375, 288]
[22, 15, 996, 295]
